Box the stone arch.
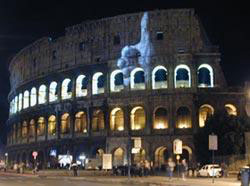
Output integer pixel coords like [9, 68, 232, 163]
[38, 84, 47, 104]
[37, 117, 46, 136]
[130, 106, 146, 130]
[110, 70, 124, 92]
[133, 148, 146, 164]
[92, 72, 105, 95]
[198, 64, 214, 87]
[18, 93, 23, 111]
[61, 113, 70, 134]
[131, 67, 145, 90]
[153, 107, 168, 129]
[152, 65, 168, 89]
[61, 78, 72, 100]
[182, 145, 193, 162]
[113, 147, 125, 166]
[21, 152, 27, 164]
[174, 64, 191, 88]
[75, 111, 87, 133]
[176, 106, 192, 128]
[21, 121, 28, 142]
[92, 109, 105, 131]
[29, 119, 36, 138]
[49, 81, 58, 102]
[23, 90, 29, 109]
[30, 87, 37, 107]
[110, 107, 124, 131]
[199, 104, 214, 127]
[225, 104, 237, 116]
[48, 115, 56, 136]
[76, 74, 88, 97]
[154, 146, 170, 168]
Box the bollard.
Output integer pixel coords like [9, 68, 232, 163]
[241, 168, 249, 186]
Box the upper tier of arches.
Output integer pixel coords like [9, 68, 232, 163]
[10, 64, 216, 115]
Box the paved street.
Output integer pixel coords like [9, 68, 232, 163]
[0, 172, 242, 186]
[0, 175, 126, 186]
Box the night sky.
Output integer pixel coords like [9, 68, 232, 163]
[0, 1, 250, 143]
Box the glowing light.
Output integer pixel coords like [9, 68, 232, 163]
[117, 12, 154, 86]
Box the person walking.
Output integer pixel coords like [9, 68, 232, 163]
[167, 158, 175, 181]
[71, 162, 78, 176]
[181, 159, 188, 181]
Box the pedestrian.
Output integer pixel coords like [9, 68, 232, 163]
[167, 158, 175, 181]
[72, 162, 78, 176]
[221, 162, 227, 177]
[181, 159, 188, 181]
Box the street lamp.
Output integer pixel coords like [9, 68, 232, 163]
[5, 153, 8, 168]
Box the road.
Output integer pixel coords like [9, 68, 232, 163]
[0, 173, 242, 186]
[0, 175, 126, 186]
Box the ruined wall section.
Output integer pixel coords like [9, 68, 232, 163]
[9, 9, 218, 95]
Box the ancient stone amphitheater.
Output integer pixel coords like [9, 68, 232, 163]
[6, 9, 246, 168]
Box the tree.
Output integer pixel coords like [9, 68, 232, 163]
[194, 110, 250, 164]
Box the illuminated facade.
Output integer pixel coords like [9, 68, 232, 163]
[6, 9, 246, 167]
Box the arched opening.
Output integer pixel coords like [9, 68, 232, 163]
[29, 119, 36, 138]
[76, 75, 88, 97]
[133, 148, 146, 164]
[110, 108, 124, 131]
[198, 64, 214, 87]
[181, 146, 193, 163]
[153, 107, 168, 129]
[30, 87, 37, 107]
[48, 115, 56, 136]
[175, 65, 191, 88]
[37, 151, 44, 169]
[61, 113, 70, 134]
[23, 90, 29, 109]
[37, 117, 45, 136]
[38, 85, 47, 104]
[18, 93, 23, 111]
[14, 96, 18, 113]
[152, 66, 168, 89]
[21, 152, 26, 164]
[154, 147, 169, 169]
[92, 72, 105, 95]
[49, 81, 58, 102]
[17, 123, 22, 142]
[225, 104, 237, 116]
[176, 106, 192, 128]
[22, 121, 28, 139]
[75, 111, 87, 133]
[113, 147, 124, 166]
[199, 104, 214, 127]
[130, 106, 146, 130]
[110, 70, 124, 92]
[131, 68, 145, 90]
[92, 109, 105, 131]
[61, 78, 72, 100]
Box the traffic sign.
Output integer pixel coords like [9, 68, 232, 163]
[32, 151, 38, 159]
[173, 139, 182, 154]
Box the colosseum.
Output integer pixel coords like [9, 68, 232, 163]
[5, 9, 247, 168]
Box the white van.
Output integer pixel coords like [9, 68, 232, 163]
[198, 164, 222, 177]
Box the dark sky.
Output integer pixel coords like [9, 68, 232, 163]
[0, 0, 250, 142]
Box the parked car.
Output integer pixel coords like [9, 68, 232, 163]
[237, 164, 250, 180]
[197, 164, 222, 177]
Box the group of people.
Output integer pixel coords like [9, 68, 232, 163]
[166, 158, 188, 181]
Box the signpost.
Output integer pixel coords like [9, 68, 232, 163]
[173, 139, 182, 179]
[102, 154, 112, 170]
[209, 134, 218, 183]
